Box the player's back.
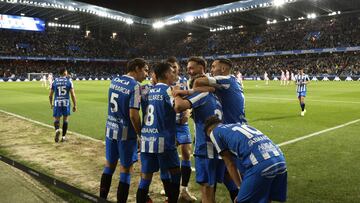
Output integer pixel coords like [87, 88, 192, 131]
[52, 77, 73, 107]
[212, 75, 246, 124]
[187, 92, 222, 158]
[106, 75, 140, 140]
[141, 83, 176, 153]
[212, 123, 284, 169]
[140, 83, 153, 120]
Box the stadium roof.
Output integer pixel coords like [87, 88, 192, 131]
[77, 0, 240, 18]
[0, 0, 359, 33]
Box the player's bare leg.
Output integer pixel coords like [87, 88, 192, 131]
[100, 160, 118, 199]
[179, 143, 197, 201]
[53, 117, 61, 142]
[200, 184, 215, 203]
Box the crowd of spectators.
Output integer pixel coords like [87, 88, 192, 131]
[1, 52, 359, 79]
[233, 52, 360, 77]
[0, 13, 360, 78]
[0, 60, 126, 78]
[0, 14, 359, 58]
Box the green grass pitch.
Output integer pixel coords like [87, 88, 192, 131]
[0, 80, 360, 202]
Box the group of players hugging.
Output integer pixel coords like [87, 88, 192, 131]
[97, 57, 288, 203]
[48, 56, 288, 203]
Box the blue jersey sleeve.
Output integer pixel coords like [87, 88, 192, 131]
[208, 76, 231, 89]
[129, 84, 141, 109]
[165, 86, 175, 107]
[209, 127, 227, 153]
[186, 92, 208, 108]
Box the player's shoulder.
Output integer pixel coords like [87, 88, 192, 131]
[213, 75, 232, 80]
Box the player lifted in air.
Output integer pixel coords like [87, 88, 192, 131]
[99, 58, 148, 203]
[49, 68, 77, 142]
[204, 115, 287, 203]
[136, 62, 181, 203]
[295, 68, 310, 116]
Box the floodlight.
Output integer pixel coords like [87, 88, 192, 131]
[125, 18, 134, 24]
[273, 0, 285, 7]
[203, 13, 209, 18]
[307, 13, 317, 19]
[184, 16, 194, 23]
[153, 21, 165, 29]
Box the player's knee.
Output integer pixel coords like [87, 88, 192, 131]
[181, 144, 191, 160]
[103, 166, 115, 175]
[120, 165, 133, 174]
[105, 161, 117, 171]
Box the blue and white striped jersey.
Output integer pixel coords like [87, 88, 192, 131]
[140, 83, 153, 121]
[210, 123, 284, 170]
[295, 74, 310, 92]
[52, 77, 73, 107]
[208, 75, 247, 124]
[141, 83, 177, 153]
[186, 92, 222, 159]
[175, 76, 189, 125]
[105, 75, 141, 140]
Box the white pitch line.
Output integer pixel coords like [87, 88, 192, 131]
[278, 118, 360, 146]
[246, 96, 360, 104]
[0, 109, 195, 171]
[2, 109, 358, 172]
[0, 109, 103, 143]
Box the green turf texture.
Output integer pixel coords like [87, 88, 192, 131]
[1, 80, 359, 202]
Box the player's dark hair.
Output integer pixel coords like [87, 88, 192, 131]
[216, 58, 233, 69]
[59, 67, 67, 75]
[188, 56, 207, 68]
[204, 115, 222, 134]
[127, 58, 147, 73]
[166, 56, 178, 64]
[154, 62, 172, 80]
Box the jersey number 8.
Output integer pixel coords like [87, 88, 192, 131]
[144, 104, 155, 126]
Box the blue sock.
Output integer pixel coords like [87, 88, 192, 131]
[138, 178, 151, 189]
[120, 173, 131, 185]
[103, 167, 114, 175]
[170, 172, 181, 184]
[181, 160, 191, 167]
